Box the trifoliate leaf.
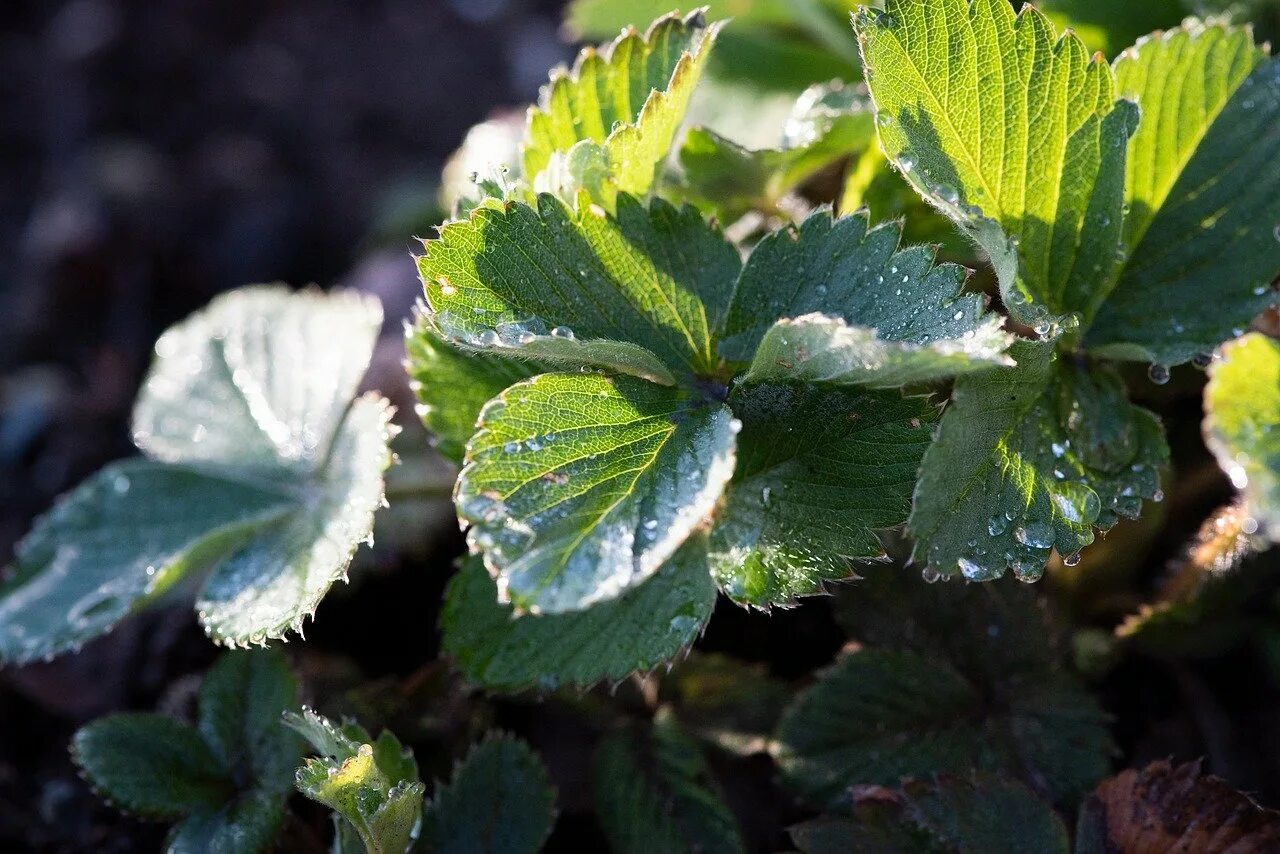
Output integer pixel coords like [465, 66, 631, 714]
[908, 339, 1167, 582]
[523, 11, 720, 208]
[167, 790, 284, 854]
[1077, 759, 1280, 853]
[197, 649, 302, 795]
[0, 462, 294, 663]
[1204, 333, 1280, 540]
[717, 211, 1009, 370]
[0, 287, 394, 659]
[405, 313, 539, 465]
[442, 542, 717, 692]
[291, 710, 424, 854]
[777, 568, 1112, 809]
[422, 734, 556, 854]
[72, 714, 232, 819]
[1086, 22, 1280, 365]
[456, 372, 735, 613]
[417, 193, 741, 384]
[676, 81, 876, 221]
[195, 393, 394, 645]
[708, 384, 935, 606]
[594, 710, 745, 854]
[856, 0, 1136, 327]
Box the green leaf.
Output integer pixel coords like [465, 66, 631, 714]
[1086, 24, 1280, 365]
[197, 649, 302, 795]
[195, 393, 395, 644]
[404, 313, 539, 465]
[417, 193, 741, 384]
[775, 569, 1112, 809]
[72, 714, 232, 819]
[717, 212, 1008, 369]
[291, 711, 425, 854]
[856, 0, 1136, 326]
[660, 653, 791, 755]
[523, 11, 720, 208]
[792, 776, 1069, 854]
[1205, 333, 1280, 540]
[908, 339, 1167, 582]
[709, 384, 935, 606]
[442, 541, 717, 692]
[676, 81, 877, 221]
[0, 462, 294, 663]
[422, 734, 557, 854]
[168, 791, 284, 854]
[0, 287, 395, 659]
[456, 372, 735, 613]
[594, 710, 745, 854]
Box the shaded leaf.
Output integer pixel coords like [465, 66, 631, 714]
[594, 710, 745, 854]
[417, 193, 741, 384]
[442, 542, 717, 692]
[1086, 24, 1280, 365]
[1077, 759, 1280, 853]
[908, 339, 1167, 582]
[405, 313, 539, 465]
[659, 653, 791, 755]
[422, 734, 556, 854]
[456, 372, 735, 613]
[1204, 333, 1280, 540]
[857, 0, 1135, 326]
[168, 791, 284, 854]
[709, 384, 935, 606]
[524, 11, 720, 208]
[72, 714, 232, 819]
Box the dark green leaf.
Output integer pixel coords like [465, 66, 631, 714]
[167, 791, 284, 854]
[442, 541, 717, 692]
[423, 734, 556, 854]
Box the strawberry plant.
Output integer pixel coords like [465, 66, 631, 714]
[6, 0, 1280, 851]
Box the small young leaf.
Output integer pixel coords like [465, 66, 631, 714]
[422, 734, 557, 854]
[418, 193, 741, 383]
[197, 649, 302, 795]
[456, 372, 735, 613]
[524, 11, 720, 208]
[442, 542, 717, 692]
[1077, 759, 1280, 853]
[167, 791, 284, 854]
[676, 81, 876, 221]
[717, 212, 1007, 369]
[594, 710, 745, 854]
[1204, 333, 1280, 540]
[908, 339, 1167, 582]
[709, 384, 935, 606]
[0, 462, 294, 663]
[1086, 24, 1280, 365]
[72, 714, 232, 819]
[856, 0, 1135, 326]
[404, 314, 539, 464]
[0, 287, 395, 659]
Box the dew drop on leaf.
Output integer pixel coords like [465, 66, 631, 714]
[1147, 363, 1170, 385]
[550, 326, 575, 340]
[1062, 551, 1082, 567]
[920, 565, 941, 583]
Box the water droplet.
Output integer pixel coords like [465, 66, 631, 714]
[1273, 224, 1280, 243]
[921, 565, 942, 583]
[1015, 521, 1054, 549]
[952, 310, 964, 321]
[1012, 560, 1044, 583]
[1051, 442, 1066, 458]
[1151, 488, 1164, 503]
[988, 515, 1009, 536]
[1147, 363, 1170, 385]
[112, 474, 131, 495]
[503, 441, 520, 454]
[898, 154, 917, 171]
[934, 185, 960, 205]
[1192, 352, 1213, 369]
[728, 418, 743, 434]
[550, 326, 575, 340]
[1062, 551, 1082, 567]
[958, 557, 999, 581]
[477, 330, 500, 347]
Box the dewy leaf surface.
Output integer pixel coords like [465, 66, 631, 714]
[442, 543, 716, 692]
[1204, 333, 1280, 541]
[404, 313, 539, 465]
[523, 11, 720, 207]
[417, 193, 741, 384]
[594, 711, 745, 854]
[718, 212, 1009, 371]
[1086, 23, 1280, 365]
[709, 384, 935, 606]
[908, 340, 1167, 581]
[856, 0, 1136, 325]
[0, 287, 395, 659]
[422, 734, 556, 854]
[456, 372, 735, 613]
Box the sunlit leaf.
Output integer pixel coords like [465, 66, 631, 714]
[456, 372, 735, 613]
